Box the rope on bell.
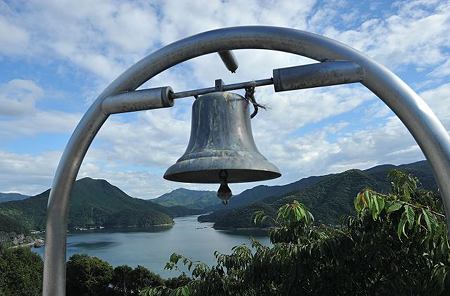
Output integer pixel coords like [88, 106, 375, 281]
[245, 84, 266, 118]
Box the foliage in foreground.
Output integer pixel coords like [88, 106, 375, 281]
[142, 170, 450, 295]
[66, 254, 174, 296]
[0, 248, 182, 296]
[0, 246, 43, 296]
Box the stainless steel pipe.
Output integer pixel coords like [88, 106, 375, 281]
[43, 26, 450, 296]
[171, 78, 273, 99]
[102, 87, 173, 114]
[218, 50, 239, 73]
[273, 61, 364, 92]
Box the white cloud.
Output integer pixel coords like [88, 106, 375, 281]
[96, 108, 191, 168]
[0, 110, 80, 140]
[0, 150, 60, 195]
[429, 60, 450, 79]
[0, 79, 80, 140]
[0, 79, 43, 116]
[1, 0, 159, 81]
[0, 15, 29, 55]
[320, 0, 450, 70]
[420, 82, 450, 125]
[0, 0, 449, 198]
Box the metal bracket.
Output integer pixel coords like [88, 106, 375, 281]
[215, 79, 225, 91]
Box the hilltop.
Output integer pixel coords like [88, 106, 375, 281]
[198, 160, 436, 228]
[0, 178, 175, 231]
[151, 188, 219, 210]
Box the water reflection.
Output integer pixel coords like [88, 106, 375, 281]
[34, 215, 270, 278]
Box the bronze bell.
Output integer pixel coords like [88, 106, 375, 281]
[164, 91, 281, 202]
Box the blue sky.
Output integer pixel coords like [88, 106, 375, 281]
[0, 0, 449, 198]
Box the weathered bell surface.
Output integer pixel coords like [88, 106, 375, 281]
[164, 91, 281, 184]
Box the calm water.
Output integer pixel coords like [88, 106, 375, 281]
[33, 215, 270, 278]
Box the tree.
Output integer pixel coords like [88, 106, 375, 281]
[110, 264, 163, 295]
[66, 254, 113, 296]
[142, 170, 450, 295]
[111, 265, 133, 295]
[129, 265, 164, 293]
[0, 246, 43, 296]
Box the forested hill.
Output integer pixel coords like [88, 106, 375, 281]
[0, 192, 29, 203]
[151, 188, 219, 210]
[198, 160, 436, 228]
[0, 178, 179, 231]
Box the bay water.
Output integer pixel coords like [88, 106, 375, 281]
[33, 215, 270, 278]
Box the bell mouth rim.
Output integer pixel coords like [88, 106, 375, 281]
[163, 168, 281, 184]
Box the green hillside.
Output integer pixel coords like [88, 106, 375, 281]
[0, 178, 173, 231]
[151, 188, 220, 210]
[223, 175, 325, 210]
[200, 160, 436, 228]
[0, 212, 28, 234]
[0, 193, 29, 203]
[0, 160, 436, 233]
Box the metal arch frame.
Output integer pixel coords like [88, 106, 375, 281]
[43, 26, 450, 295]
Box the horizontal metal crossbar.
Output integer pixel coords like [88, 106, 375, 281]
[170, 60, 363, 100]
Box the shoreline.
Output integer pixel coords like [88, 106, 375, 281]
[69, 222, 175, 233]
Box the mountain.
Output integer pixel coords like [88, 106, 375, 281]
[0, 193, 29, 203]
[0, 178, 174, 231]
[0, 212, 28, 234]
[0, 160, 436, 233]
[145, 202, 205, 217]
[223, 175, 326, 210]
[151, 188, 220, 210]
[199, 160, 436, 229]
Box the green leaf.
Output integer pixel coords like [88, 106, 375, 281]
[294, 207, 302, 221]
[373, 197, 380, 217]
[416, 213, 422, 228]
[377, 196, 385, 212]
[253, 210, 267, 225]
[397, 212, 408, 240]
[366, 191, 373, 209]
[169, 253, 181, 264]
[354, 192, 364, 212]
[422, 208, 433, 232]
[386, 202, 402, 213]
[405, 205, 415, 227]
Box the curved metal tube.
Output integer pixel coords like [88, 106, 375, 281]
[218, 50, 239, 73]
[43, 26, 450, 295]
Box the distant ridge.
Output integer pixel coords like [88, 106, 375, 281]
[0, 178, 176, 231]
[198, 160, 436, 229]
[0, 192, 29, 203]
[151, 188, 219, 210]
[0, 160, 436, 234]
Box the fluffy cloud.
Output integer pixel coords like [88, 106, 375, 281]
[0, 0, 449, 198]
[1, 0, 160, 81]
[0, 79, 43, 116]
[0, 15, 29, 55]
[0, 150, 60, 195]
[0, 79, 80, 140]
[421, 82, 450, 125]
[321, 0, 450, 70]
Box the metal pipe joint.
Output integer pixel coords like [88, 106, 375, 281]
[102, 86, 174, 114]
[273, 61, 364, 92]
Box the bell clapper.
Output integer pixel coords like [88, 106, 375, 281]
[217, 170, 232, 205]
